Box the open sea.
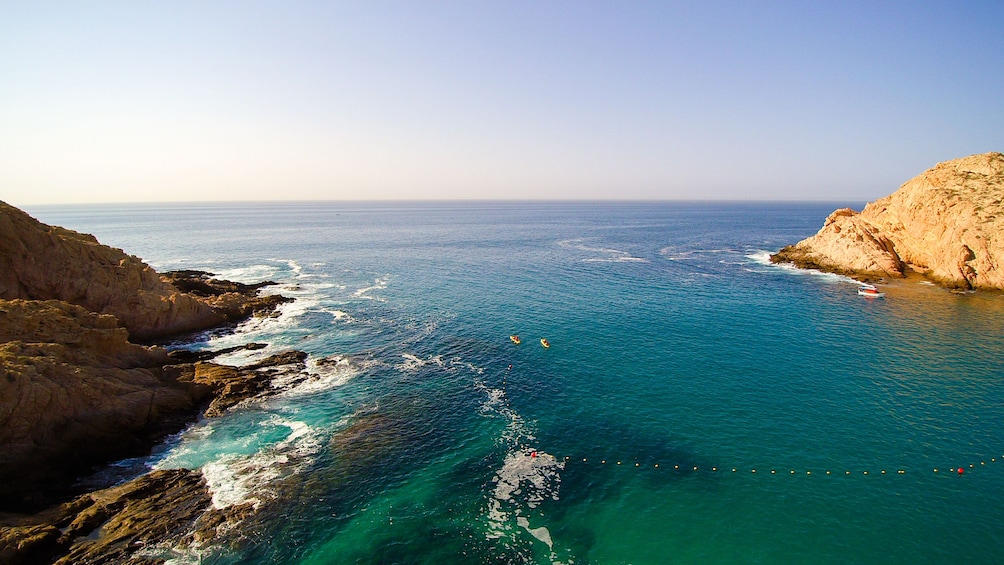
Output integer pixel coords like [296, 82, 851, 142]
[25, 201, 1004, 564]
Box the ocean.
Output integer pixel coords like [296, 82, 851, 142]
[25, 201, 1004, 564]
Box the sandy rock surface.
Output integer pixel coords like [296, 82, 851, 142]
[772, 152, 1004, 289]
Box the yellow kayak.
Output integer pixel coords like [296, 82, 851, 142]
[540, 338, 550, 348]
[510, 335, 521, 345]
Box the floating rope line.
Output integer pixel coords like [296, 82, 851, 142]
[552, 455, 1002, 477]
[501, 361, 997, 480]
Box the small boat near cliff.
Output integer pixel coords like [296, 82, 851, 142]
[857, 284, 885, 298]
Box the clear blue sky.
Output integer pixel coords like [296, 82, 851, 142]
[2, 1, 1002, 204]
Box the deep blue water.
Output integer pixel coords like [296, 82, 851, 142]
[26, 202, 1004, 564]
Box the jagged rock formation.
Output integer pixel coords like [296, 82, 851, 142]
[0, 202, 289, 341]
[160, 270, 292, 330]
[0, 202, 299, 514]
[0, 300, 196, 509]
[0, 202, 311, 562]
[167, 350, 309, 419]
[771, 152, 1004, 289]
[1, 468, 254, 565]
[0, 297, 308, 511]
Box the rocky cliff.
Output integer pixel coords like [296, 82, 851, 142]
[0, 202, 287, 341]
[0, 202, 298, 514]
[771, 152, 1004, 289]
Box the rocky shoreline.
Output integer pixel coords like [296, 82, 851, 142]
[0, 201, 305, 563]
[771, 152, 1004, 290]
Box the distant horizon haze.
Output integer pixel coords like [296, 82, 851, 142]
[17, 198, 873, 208]
[2, 2, 1001, 206]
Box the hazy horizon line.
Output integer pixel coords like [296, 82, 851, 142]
[12, 197, 869, 208]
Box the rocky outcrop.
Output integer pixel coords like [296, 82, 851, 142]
[0, 468, 254, 565]
[772, 152, 1004, 289]
[0, 295, 307, 510]
[0, 300, 197, 509]
[160, 270, 292, 328]
[168, 350, 308, 418]
[0, 202, 289, 341]
[0, 202, 300, 513]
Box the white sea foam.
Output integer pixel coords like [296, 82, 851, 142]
[473, 365, 565, 555]
[745, 250, 774, 266]
[582, 256, 648, 263]
[749, 249, 864, 285]
[205, 289, 326, 362]
[473, 383, 528, 448]
[213, 263, 282, 284]
[560, 238, 648, 263]
[325, 309, 354, 323]
[486, 450, 563, 548]
[517, 516, 554, 549]
[450, 358, 486, 375]
[276, 259, 305, 279]
[397, 353, 445, 372]
[198, 416, 323, 510]
[353, 276, 389, 300]
[277, 355, 359, 397]
[661, 247, 739, 261]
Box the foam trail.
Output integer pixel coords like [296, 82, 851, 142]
[353, 276, 389, 300]
[661, 247, 738, 261]
[560, 238, 648, 263]
[486, 450, 564, 550]
[397, 353, 445, 372]
[471, 360, 572, 561]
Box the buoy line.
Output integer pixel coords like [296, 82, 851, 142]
[501, 362, 997, 480]
[550, 455, 1002, 477]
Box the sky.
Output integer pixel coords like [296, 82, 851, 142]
[2, 1, 1002, 205]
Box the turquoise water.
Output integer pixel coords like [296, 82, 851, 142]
[28, 202, 1004, 564]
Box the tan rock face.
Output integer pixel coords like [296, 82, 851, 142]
[0, 468, 254, 565]
[772, 152, 1004, 289]
[0, 300, 206, 508]
[0, 201, 225, 340]
[0, 203, 298, 512]
[0, 298, 305, 510]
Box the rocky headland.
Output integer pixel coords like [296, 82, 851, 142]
[0, 201, 304, 563]
[771, 152, 1004, 290]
